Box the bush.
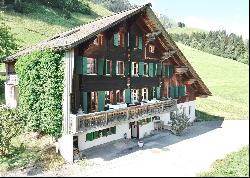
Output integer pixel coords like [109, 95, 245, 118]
[168, 110, 191, 136]
[0, 13, 18, 62]
[15, 49, 64, 138]
[0, 106, 24, 156]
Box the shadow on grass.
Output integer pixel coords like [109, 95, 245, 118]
[0, 144, 43, 173]
[195, 110, 224, 122]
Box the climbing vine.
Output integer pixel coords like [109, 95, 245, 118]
[15, 49, 64, 138]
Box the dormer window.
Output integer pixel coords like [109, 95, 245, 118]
[94, 34, 103, 45]
[149, 44, 155, 53]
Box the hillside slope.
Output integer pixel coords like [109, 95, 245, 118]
[168, 27, 207, 35]
[176, 43, 249, 119]
[2, 2, 112, 48]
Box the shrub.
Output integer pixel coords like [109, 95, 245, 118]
[168, 110, 191, 136]
[15, 49, 64, 138]
[0, 13, 18, 62]
[0, 106, 24, 156]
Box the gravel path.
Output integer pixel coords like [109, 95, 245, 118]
[3, 120, 249, 177]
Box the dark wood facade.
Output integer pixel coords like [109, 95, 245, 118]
[70, 16, 200, 114]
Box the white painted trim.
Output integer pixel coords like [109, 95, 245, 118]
[62, 49, 74, 135]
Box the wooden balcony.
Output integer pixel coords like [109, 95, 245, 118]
[175, 66, 188, 75]
[69, 99, 177, 134]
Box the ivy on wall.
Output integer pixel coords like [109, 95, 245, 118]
[15, 49, 64, 138]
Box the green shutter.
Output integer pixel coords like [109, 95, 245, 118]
[125, 89, 131, 103]
[130, 34, 136, 48]
[165, 65, 169, 78]
[93, 131, 99, 139]
[124, 61, 129, 75]
[149, 63, 154, 77]
[138, 35, 143, 50]
[83, 92, 88, 114]
[111, 126, 116, 134]
[86, 132, 94, 141]
[169, 65, 174, 77]
[114, 33, 118, 46]
[82, 57, 87, 75]
[178, 85, 186, 96]
[152, 63, 156, 76]
[156, 86, 160, 99]
[97, 58, 105, 75]
[169, 86, 175, 98]
[98, 91, 105, 112]
[75, 57, 82, 74]
[157, 63, 162, 76]
[126, 32, 129, 47]
[174, 86, 179, 98]
[139, 62, 144, 76]
[112, 60, 117, 75]
[102, 129, 108, 137]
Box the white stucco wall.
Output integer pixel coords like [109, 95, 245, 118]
[138, 121, 154, 139]
[77, 121, 131, 151]
[5, 83, 18, 108]
[177, 100, 196, 122]
[58, 134, 73, 164]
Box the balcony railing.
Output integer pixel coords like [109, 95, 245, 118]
[69, 99, 177, 134]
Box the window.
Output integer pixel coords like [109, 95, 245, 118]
[149, 44, 155, 53]
[144, 63, 148, 76]
[90, 91, 98, 113]
[189, 106, 192, 115]
[132, 62, 138, 76]
[94, 34, 103, 45]
[116, 90, 124, 103]
[117, 61, 124, 75]
[131, 89, 138, 103]
[142, 88, 148, 100]
[106, 60, 112, 75]
[135, 35, 138, 47]
[87, 58, 97, 74]
[183, 107, 186, 116]
[105, 91, 111, 104]
[114, 32, 125, 47]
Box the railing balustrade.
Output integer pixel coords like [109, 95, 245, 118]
[69, 99, 177, 134]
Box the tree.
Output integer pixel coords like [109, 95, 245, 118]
[168, 110, 191, 136]
[0, 106, 24, 156]
[0, 13, 18, 62]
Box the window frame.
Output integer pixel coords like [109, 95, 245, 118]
[131, 62, 139, 76]
[87, 58, 97, 74]
[116, 61, 124, 75]
[149, 44, 155, 53]
[106, 59, 112, 75]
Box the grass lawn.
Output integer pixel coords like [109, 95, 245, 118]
[0, 132, 65, 174]
[176, 43, 249, 120]
[198, 145, 249, 177]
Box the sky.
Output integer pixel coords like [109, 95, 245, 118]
[128, 0, 249, 39]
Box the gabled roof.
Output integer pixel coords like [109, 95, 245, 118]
[5, 3, 211, 96]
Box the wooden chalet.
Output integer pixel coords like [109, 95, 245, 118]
[4, 3, 211, 163]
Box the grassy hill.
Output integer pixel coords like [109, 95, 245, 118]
[176, 43, 249, 119]
[167, 27, 207, 35]
[2, 1, 112, 48]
